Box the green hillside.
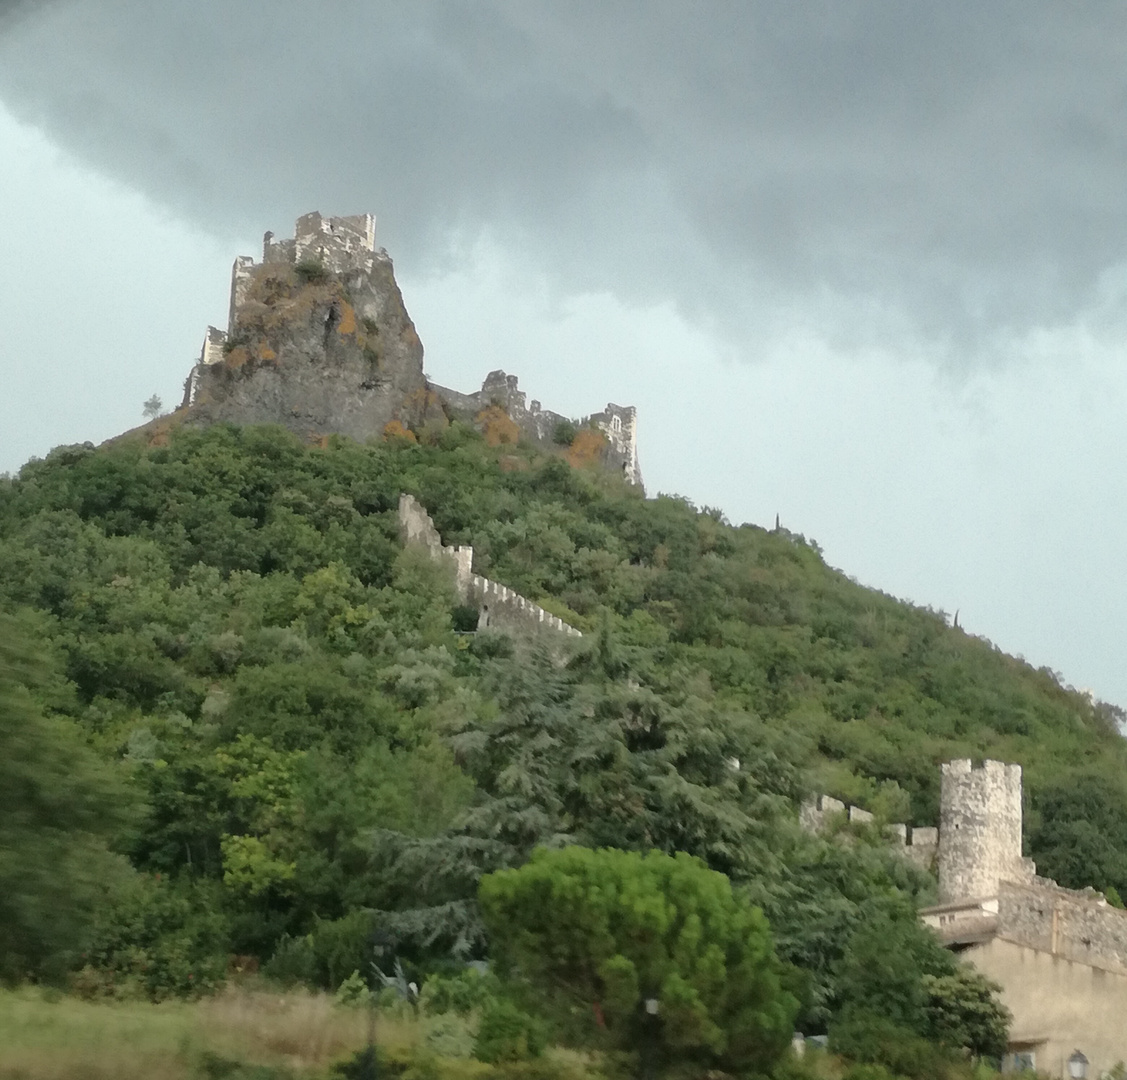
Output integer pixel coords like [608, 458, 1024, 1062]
[1, 421, 1124, 1071]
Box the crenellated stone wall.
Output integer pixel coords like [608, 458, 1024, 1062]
[397, 493, 582, 640]
[470, 575, 582, 638]
[799, 793, 938, 869]
[397, 494, 474, 598]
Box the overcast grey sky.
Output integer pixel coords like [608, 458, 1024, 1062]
[2, 1, 1127, 706]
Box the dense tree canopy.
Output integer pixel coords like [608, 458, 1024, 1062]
[0, 421, 1112, 1060]
[479, 846, 798, 1074]
[0, 612, 133, 982]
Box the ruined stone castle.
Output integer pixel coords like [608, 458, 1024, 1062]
[182, 212, 641, 487]
[919, 760, 1127, 1078]
[805, 761, 1127, 1076]
[805, 761, 1127, 1078]
[398, 493, 582, 641]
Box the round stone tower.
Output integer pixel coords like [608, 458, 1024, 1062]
[938, 758, 1033, 903]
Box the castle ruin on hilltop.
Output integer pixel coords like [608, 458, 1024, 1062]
[182, 212, 641, 487]
[808, 761, 1127, 1077]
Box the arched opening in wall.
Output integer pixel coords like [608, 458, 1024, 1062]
[479, 604, 491, 628]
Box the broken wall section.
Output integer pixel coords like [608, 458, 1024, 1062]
[800, 793, 938, 870]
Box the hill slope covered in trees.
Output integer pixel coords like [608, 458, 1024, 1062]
[2, 421, 1125, 1066]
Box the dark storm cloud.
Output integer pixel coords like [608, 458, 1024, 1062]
[4, 0, 1127, 344]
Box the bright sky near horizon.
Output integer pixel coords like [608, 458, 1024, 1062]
[2, 2, 1127, 708]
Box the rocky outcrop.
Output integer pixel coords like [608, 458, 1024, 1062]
[180, 212, 641, 488]
[184, 214, 440, 441]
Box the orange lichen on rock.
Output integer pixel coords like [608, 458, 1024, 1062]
[256, 343, 277, 362]
[337, 301, 357, 336]
[567, 428, 608, 469]
[224, 346, 250, 370]
[399, 322, 422, 350]
[382, 419, 417, 443]
[477, 405, 521, 447]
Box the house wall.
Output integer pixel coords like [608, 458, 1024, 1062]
[964, 936, 1127, 1078]
[997, 880, 1127, 975]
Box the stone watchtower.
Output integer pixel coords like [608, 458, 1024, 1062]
[938, 759, 1035, 903]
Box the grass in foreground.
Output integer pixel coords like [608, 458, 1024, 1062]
[0, 985, 396, 1080]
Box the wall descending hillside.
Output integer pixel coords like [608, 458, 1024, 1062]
[469, 575, 582, 638]
[398, 494, 582, 640]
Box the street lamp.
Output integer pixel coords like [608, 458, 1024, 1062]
[361, 928, 391, 1080]
[1069, 1051, 1088, 1080]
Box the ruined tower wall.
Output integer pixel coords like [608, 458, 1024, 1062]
[398, 494, 474, 599]
[938, 759, 1035, 903]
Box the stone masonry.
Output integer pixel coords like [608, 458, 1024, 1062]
[398, 494, 582, 640]
[799, 793, 938, 870]
[432, 369, 642, 488]
[937, 758, 1036, 903]
[917, 760, 1127, 1077]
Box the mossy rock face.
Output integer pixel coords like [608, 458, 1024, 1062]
[190, 255, 427, 445]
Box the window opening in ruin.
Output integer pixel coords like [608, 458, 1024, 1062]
[1013, 1053, 1036, 1072]
[323, 301, 341, 346]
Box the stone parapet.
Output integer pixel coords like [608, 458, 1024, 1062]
[469, 575, 582, 638]
[996, 879, 1127, 976]
[799, 794, 935, 866]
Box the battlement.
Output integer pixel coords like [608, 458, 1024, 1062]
[264, 211, 378, 275]
[799, 794, 938, 870]
[398, 494, 582, 640]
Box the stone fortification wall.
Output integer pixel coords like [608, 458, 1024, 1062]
[397, 494, 473, 598]
[397, 494, 581, 640]
[287, 211, 377, 274]
[469, 575, 582, 638]
[997, 879, 1127, 976]
[938, 759, 1035, 903]
[430, 369, 643, 488]
[800, 794, 937, 870]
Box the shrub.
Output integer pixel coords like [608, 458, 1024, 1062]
[474, 1000, 545, 1063]
[295, 260, 329, 285]
[552, 422, 578, 447]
